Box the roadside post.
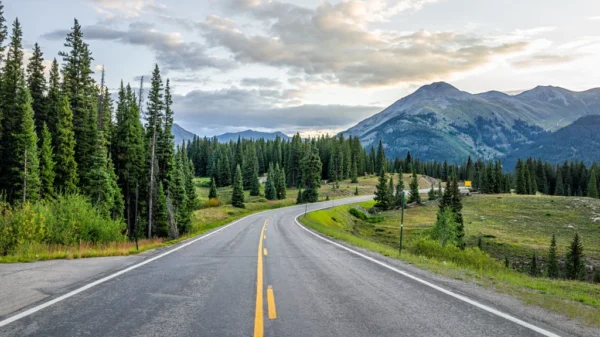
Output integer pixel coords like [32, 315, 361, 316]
[399, 191, 405, 255]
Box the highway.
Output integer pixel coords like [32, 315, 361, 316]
[0, 195, 576, 337]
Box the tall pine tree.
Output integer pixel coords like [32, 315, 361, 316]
[39, 123, 55, 198]
[26, 42, 46, 134]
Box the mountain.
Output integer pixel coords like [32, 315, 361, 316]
[216, 130, 290, 143]
[504, 115, 600, 167]
[342, 82, 600, 163]
[172, 123, 196, 145]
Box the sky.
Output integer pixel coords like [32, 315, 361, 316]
[5, 0, 600, 137]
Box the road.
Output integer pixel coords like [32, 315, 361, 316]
[0, 194, 580, 337]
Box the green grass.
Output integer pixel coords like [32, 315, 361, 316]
[300, 194, 600, 327]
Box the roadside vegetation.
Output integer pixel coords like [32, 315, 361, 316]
[300, 192, 600, 327]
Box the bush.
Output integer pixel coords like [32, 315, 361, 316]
[204, 198, 221, 208]
[349, 208, 384, 223]
[412, 238, 501, 271]
[0, 194, 126, 255]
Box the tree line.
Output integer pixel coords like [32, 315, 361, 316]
[0, 7, 195, 242]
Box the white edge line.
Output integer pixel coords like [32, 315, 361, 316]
[294, 213, 561, 337]
[0, 209, 275, 328]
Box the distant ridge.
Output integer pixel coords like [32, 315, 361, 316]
[216, 130, 290, 142]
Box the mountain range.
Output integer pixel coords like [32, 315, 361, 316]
[342, 82, 600, 164]
[172, 124, 290, 144]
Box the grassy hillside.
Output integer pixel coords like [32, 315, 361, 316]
[301, 194, 600, 326]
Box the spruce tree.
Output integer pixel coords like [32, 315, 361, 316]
[394, 173, 405, 207]
[450, 177, 465, 249]
[428, 183, 436, 201]
[516, 159, 527, 195]
[250, 165, 261, 196]
[209, 177, 218, 199]
[296, 186, 304, 204]
[84, 132, 122, 218]
[387, 174, 395, 207]
[171, 148, 190, 233]
[154, 183, 169, 237]
[39, 123, 55, 199]
[529, 252, 538, 277]
[159, 79, 176, 188]
[375, 140, 385, 174]
[182, 148, 197, 212]
[547, 233, 559, 278]
[13, 82, 41, 203]
[565, 232, 586, 280]
[588, 168, 598, 198]
[275, 164, 286, 199]
[373, 167, 390, 211]
[231, 164, 245, 208]
[265, 165, 277, 200]
[555, 169, 564, 196]
[54, 95, 78, 193]
[45, 59, 61, 145]
[408, 168, 421, 204]
[350, 160, 358, 183]
[26, 42, 46, 134]
[0, 1, 7, 69]
[301, 145, 322, 203]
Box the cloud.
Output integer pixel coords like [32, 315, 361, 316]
[42, 22, 236, 72]
[240, 77, 282, 87]
[88, 0, 168, 20]
[588, 16, 600, 20]
[196, 1, 530, 87]
[511, 54, 578, 69]
[172, 86, 381, 135]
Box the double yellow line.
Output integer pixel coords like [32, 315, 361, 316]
[254, 218, 277, 337]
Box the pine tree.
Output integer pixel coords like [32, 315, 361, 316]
[54, 95, 78, 193]
[231, 164, 245, 208]
[355, 186, 359, 195]
[554, 169, 564, 196]
[588, 168, 598, 198]
[171, 150, 190, 233]
[275, 165, 287, 199]
[182, 148, 197, 213]
[394, 173, 405, 207]
[250, 164, 261, 196]
[438, 181, 443, 198]
[13, 82, 41, 203]
[296, 186, 304, 204]
[565, 232, 586, 280]
[209, 177, 218, 199]
[387, 174, 395, 207]
[373, 167, 390, 210]
[408, 168, 421, 204]
[547, 233, 559, 278]
[350, 160, 358, 183]
[529, 252, 538, 277]
[26, 42, 46, 134]
[375, 140, 385, 174]
[451, 177, 465, 249]
[0, 1, 7, 70]
[301, 145, 322, 203]
[39, 123, 55, 199]
[265, 165, 277, 200]
[153, 183, 169, 237]
[516, 159, 527, 195]
[428, 184, 436, 201]
[45, 59, 61, 146]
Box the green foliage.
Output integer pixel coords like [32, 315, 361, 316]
[349, 208, 383, 223]
[231, 164, 245, 208]
[296, 187, 304, 204]
[355, 186, 359, 196]
[565, 232, 586, 280]
[208, 177, 218, 199]
[373, 168, 390, 210]
[26, 42, 46, 133]
[250, 165, 261, 196]
[408, 168, 421, 204]
[301, 145, 322, 203]
[413, 238, 500, 271]
[171, 148, 190, 232]
[265, 165, 277, 200]
[153, 183, 169, 238]
[0, 194, 126, 255]
[588, 168, 598, 198]
[428, 184, 437, 201]
[431, 208, 458, 246]
[275, 165, 287, 199]
[529, 252, 539, 277]
[547, 233, 559, 278]
[53, 94, 80, 194]
[39, 123, 55, 199]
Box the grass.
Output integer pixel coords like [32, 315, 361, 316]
[300, 194, 600, 327]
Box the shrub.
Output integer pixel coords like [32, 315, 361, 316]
[349, 208, 384, 223]
[412, 238, 501, 271]
[204, 198, 221, 208]
[0, 194, 126, 255]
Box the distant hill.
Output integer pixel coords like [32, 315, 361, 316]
[172, 123, 196, 145]
[216, 130, 290, 142]
[342, 82, 600, 163]
[503, 115, 600, 168]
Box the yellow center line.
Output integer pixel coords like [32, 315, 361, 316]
[254, 218, 269, 337]
[263, 248, 268, 256]
[267, 286, 277, 320]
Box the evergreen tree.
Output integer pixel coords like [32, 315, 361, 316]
[182, 148, 197, 212]
[296, 186, 304, 204]
[45, 59, 61, 145]
[54, 95, 78, 193]
[588, 168, 598, 198]
[84, 132, 122, 218]
[565, 232, 586, 280]
[431, 208, 458, 246]
[26, 42, 46, 134]
[375, 139, 386, 174]
[275, 165, 286, 199]
[13, 82, 41, 203]
[209, 177, 218, 199]
[547, 233, 559, 278]
[438, 181, 443, 198]
[39, 123, 55, 198]
[301, 145, 322, 203]
[153, 183, 169, 237]
[408, 168, 421, 204]
[250, 165, 261, 196]
[394, 173, 405, 207]
[450, 177, 465, 249]
[265, 165, 277, 200]
[171, 149, 190, 233]
[0, 1, 7, 70]
[529, 252, 538, 277]
[516, 159, 527, 195]
[350, 160, 358, 183]
[231, 164, 245, 208]
[159, 79, 176, 191]
[355, 186, 359, 195]
[387, 174, 395, 207]
[554, 169, 564, 196]
[428, 184, 436, 201]
[243, 144, 258, 190]
[373, 167, 390, 211]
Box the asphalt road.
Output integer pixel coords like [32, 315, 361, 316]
[0, 194, 577, 337]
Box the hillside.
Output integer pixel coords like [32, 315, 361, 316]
[504, 115, 600, 167]
[172, 123, 196, 144]
[342, 82, 600, 162]
[216, 130, 290, 142]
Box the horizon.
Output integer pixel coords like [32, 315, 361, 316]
[8, 0, 600, 136]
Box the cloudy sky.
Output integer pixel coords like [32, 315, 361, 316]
[6, 0, 600, 136]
